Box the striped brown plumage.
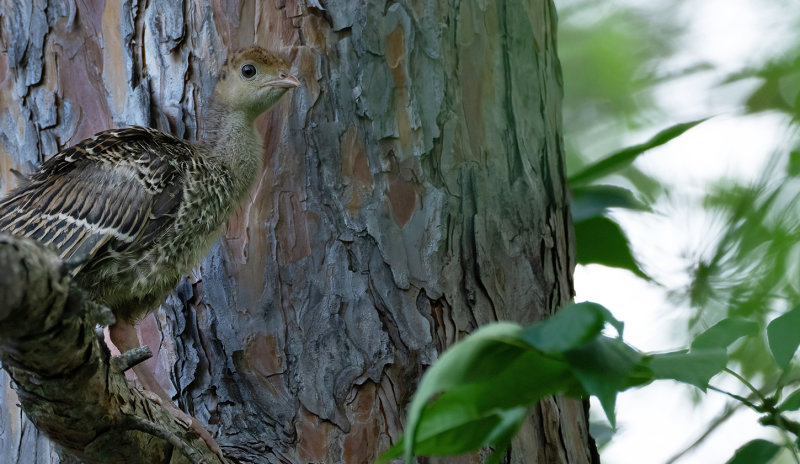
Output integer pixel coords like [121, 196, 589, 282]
[0, 47, 300, 323]
[0, 127, 228, 320]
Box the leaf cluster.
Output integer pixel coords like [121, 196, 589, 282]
[379, 301, 800, 463]
[378, 302, 753, 463]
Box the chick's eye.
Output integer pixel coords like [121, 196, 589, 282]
[241, 64, 257, 79]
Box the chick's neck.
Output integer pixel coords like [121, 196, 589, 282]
[198, 97, 265, 197]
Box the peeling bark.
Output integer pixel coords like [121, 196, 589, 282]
[0, 1, 593, 463]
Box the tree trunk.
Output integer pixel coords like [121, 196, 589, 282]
[0, 1, 593, 463]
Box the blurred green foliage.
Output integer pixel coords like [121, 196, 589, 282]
[560, 0, 800, 372]
[558, 0, 800, 462]
[558, 1, 682, 134]
[687, 164, 800, 379]
[569, 119, 706, 278]
[727, 56, 800, 117]
[559, 0, 692, 204]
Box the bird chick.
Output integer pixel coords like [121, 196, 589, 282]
[0, 46, 299, 423]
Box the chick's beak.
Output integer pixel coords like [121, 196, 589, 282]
[269, 74, 301, 89]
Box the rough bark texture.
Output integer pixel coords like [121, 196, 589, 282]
[0, 1, 591, 463]
[0, 235, 227, 464]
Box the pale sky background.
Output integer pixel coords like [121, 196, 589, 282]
[568, 0, 798, 462]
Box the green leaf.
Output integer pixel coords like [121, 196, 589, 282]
[408, 350, 573, 445]
[788, 150, 800, 177]
[778, 388, 800, 412]
[521, 302, 623, 353]
[767, 306, 800, 369]
[388, 312, 629, 463]
[412, 410, 520, 456]
[725, 439, 780, 464]
[396, 344, 576, 462]
[574, 216, 649, 279]
[648, 349, 727, 390]
[569, 119, 708, 186]
[483, 408, 528, 464]
[691, 318, 759, 350]
[571, 185, 648, 222]
[409, 403, 528, 459]
[622, 166, 664, 202]
[564, 336, 649, 427]
[379, 441, 403, 462]
[395, 323, 528, 463]
[378, 409, 527, 463]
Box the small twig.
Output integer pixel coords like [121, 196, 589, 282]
[664, 402, 741, 464]
[778, 426, 800, 464]
[708, 385, 760, 410]
[724, 368, 768, 404]
[666, 376, 800, 464]
[790, 444, 800, 464]
[111, 346, 153, 373]
[125, 415, 207, 464]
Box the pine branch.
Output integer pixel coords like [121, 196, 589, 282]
[0, 234, 229, 464]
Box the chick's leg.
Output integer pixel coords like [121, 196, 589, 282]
[109, 319, 171, 401]
[109, 319, 223, 457]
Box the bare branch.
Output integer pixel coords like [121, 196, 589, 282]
[0, 234, 229, 464]
[111, 347, 154, 373]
